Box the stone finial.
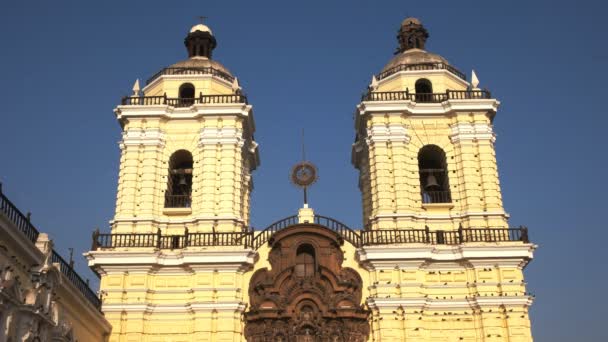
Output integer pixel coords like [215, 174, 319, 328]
[232, 77, 241, 92]
[132, 79, 141, 96]
[370, 75, 378, 90]
[298, 205, 315, 224]
[471, 70, 480, 90]
[35, 233, 53, 268]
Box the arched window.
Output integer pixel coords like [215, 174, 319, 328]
[415, 78, 433, 103]
[295, 244, 315, 277]
[418, 145, 451, 203]
[178, 83, 195, 107]
[165, 150, 193, 208]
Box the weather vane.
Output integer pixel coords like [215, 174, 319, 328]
[290, 129, 318, 205]
[198, 16, 207, 24]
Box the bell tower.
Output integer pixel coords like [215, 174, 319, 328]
[352, 18, 535, 341]
[353, 18, 506, 230]
[112, 23, 259, 235]
[87, 23, 260, 341]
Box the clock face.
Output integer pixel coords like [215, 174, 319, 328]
[291, 162, 318, 188]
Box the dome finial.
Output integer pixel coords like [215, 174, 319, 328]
[397, 17, 429, 53]
[185, 20, 217, 59]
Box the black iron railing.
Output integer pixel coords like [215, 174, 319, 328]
[0, 185, 39, 243]
[91, 228, 253, 250]
[146, 67, 235, 85]
[121, 93, 248, 106]
[360, 226, 529, 246]
[377, 62, 466, 81]
[92, 215, 530, 251]
[421, 191, 452, 204]
[361, 89, 492, 103]
[164, 194, 191, 208]
[51, 251, 101, 309]
[250, 215, 298, 250]
[0, 183, 101, 310]
[314, 215, 361, 247]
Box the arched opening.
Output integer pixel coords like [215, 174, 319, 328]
[165, 150, 193, 208]
[295, 244, 315, 277]
[178, 83, 195, 107]
[415, 78, 433, 103]
[418, 145, 451, 203]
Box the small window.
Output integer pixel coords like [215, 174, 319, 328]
[415, 78, 433, 103]
[295, 244, 315, 277]
[178, 83, 195, 107]
[165, 150, 193, 208]
[418, 145, 451, 203]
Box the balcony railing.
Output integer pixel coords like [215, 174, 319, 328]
[0, 185, 39, 243]
[361, 89, 492, 103]
[146, 67, 235, 85]
[121, 93, 248, 107]
[93, 215, 530, 251]
[91, 229, 252, 250]
[421, 191, 452, 204]
[360, 227, 529, 245]
[164, 194, 191, 208]
[51, 251, 101, 309]
[377, 62, 467, 81]
[0, 183, 101, 310]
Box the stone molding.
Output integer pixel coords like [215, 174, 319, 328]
[102, 302, 247, 314]
[85, 249, 257, 274]
[449, 122, 496, 143]
[121, 128, 166, 147]
[367, 295, 534, 311]
[366, 124, 411, 144]
[356, 243, 536, 270]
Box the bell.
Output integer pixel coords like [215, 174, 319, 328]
[178, 175, 188, 187]
[424, 173, 440, 190]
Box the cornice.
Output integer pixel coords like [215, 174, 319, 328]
[367, 295, 534, 310]
[85, 249, 257, 275]
[356, 243, 536, 270]
[357, 99, 500, 117]
[102, 301, 247, 314]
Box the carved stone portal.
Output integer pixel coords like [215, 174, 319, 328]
[245, 225, 369, 342]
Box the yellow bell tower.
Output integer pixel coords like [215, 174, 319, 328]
[87, 23, 260, 341]
[352, 18, 536, 341]
[112, 23, 259, 235]
[353, 17, 506, 231]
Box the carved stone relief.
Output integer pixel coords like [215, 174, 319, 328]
[245, 225, 369, 342]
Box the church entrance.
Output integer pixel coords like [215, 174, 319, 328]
[244, 225, 370, 342]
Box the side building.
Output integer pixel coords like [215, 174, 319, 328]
[0, 183, 111, 341]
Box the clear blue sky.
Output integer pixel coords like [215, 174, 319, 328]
[0, 1, 606, 340]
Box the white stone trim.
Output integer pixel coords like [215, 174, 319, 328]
[85, 249, 257, 274]
[357, 99, 500, 117]
[367, 295, 534, 311]
[198, 127, 244, 146]
[120, 128, 166, 147]
[449, 122, 496, 143]
[366, 124, 411, 144]
[111, 214, 247, 226]
[102, 302, 247, 314]
[356, 244, 536, 270]
[371, 210, 510, 221]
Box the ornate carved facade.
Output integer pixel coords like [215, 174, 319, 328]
[245, 225, 370, 342]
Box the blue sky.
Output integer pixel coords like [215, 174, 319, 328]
[0, 0, 606, 340]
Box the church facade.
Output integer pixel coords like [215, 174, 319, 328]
[85, 18, 536, 341]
